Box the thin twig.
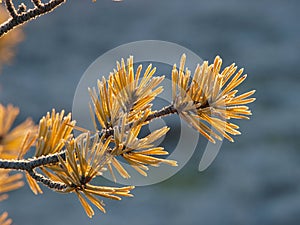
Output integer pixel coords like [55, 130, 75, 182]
[102, 104, 178, 137]
[4, 0, 18, 18]
[28, 169, 67, 191]
[145, 104, 177, 122]
[17, 3, 27, 14]
[0, 0, 66, 37]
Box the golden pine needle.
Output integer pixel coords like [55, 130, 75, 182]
[35, 109, 75, 157]
[0, 104, 36, 159]
[111, 115, 177, 177]
[76, 191, 94, 218]
[25, 172, 43, 195]
[0, 212, 12, 225]
[89, 56, 164, 130]
[0, 170, 24, 200]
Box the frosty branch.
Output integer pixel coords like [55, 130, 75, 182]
[0, 0, 66, 37]
[0, 104, 178, 175]
[0, 54, 255, 217]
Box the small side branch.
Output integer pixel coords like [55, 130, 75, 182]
[0, 0, 66, 37]
[0, 152, 67, 191]
[4, 0, 18, 18]
[17, 3, 27, 14]
[28, 169, 67, 191]
[101, 104, 178, 138]
[145, 104, 177, 122]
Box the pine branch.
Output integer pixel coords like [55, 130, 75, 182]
[102, 104, 178, 137]
[0, 151, 65, 170]
[0, 0, 66, 37]
[0, 104, 178, 170]
[28, 169, 67, 191]
[0, 152, 66, 191]
[0, 104, 179, 192]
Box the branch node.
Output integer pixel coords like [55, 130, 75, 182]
[17, 3, 27, 14]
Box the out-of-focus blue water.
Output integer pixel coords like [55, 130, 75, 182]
[1, 0, 300, 224]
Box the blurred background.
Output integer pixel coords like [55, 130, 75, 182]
[1, 0, 300, 224]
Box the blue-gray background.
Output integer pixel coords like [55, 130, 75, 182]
[1, 0, 300, 224]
